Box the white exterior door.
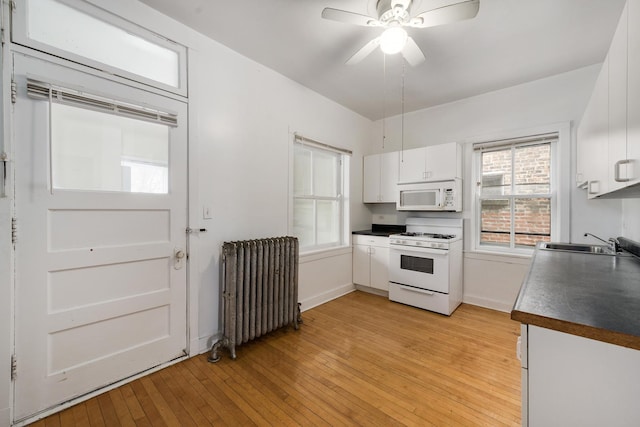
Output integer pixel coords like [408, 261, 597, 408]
[12, 53, 188, 422]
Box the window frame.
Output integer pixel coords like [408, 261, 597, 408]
[290, 135, 350, 254]
[470, 123, 570, 256]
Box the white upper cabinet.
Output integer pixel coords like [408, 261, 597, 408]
[627, 0, 640, 189]
[578, 55, 610, 198]
[398, 142, 462, 184]
[363, 151, 398, 203]
[577, 0, 640, 198]
[608, 2, 629, 193]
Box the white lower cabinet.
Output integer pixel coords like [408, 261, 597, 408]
[352, 235, 389, 291]
[521, 325, 640, 427]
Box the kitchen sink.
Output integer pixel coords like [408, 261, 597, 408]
[539, 242, 615, 255]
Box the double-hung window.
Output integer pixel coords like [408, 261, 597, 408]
[474, 133, 557, 252]
[292, 135, 350, 252]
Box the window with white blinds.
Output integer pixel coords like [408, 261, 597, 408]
[474, 133, 557, 251]
[292, 135, 350, 252]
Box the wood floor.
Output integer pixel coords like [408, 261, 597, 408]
[34, 291, 522, 426]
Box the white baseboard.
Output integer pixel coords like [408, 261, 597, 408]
[354, 285, 388, 298]
[300, 283, 355, 312]
[463, 295, 514, 313]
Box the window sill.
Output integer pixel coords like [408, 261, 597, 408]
[299, 245, 352, 263]
[464, 249, 532, 265]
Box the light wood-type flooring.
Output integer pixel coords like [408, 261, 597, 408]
[34, 290, 522, 426]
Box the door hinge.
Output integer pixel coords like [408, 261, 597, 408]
[11, 217, 17, 245]
[11, 80, 17, 104]
[10, 354, 17, 381]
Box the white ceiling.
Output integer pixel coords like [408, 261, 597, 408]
[138, 0, 626, 121]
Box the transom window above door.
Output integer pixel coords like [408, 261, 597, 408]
[13, 0, 187, 95]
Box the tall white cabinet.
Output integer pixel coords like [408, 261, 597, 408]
[577, 0, 640, 197]
[363, 151, 399, 203]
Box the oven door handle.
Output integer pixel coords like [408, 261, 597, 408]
[398, 285, 436, 296]
[390, 246, 449, 257]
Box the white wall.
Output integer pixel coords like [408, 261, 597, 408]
[82, 0, 373, 354]
[367, 64, 623, 311]
[188, 41, 371, 351]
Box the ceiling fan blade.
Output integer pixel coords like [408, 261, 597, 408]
[346, 38, 381, 65]
[321, 8, 381, 26]
[408, 0, 480, 28]
[402, 37, 426, 66]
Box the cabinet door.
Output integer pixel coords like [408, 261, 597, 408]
[627, 0, 640, 188]
[587, 56, 611, 198]
[369, 246, 389, 291]
[528, 326, 640, 427]
[426, 142, 460, 181]
[352, 244, 370, 286]
[379, 151, 399, 202]
[398, 147, 427, 183]
[608, 2, 629, 193]
[363, 154, 381, 203]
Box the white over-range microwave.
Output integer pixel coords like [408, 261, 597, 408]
[397, 179, 462, 211]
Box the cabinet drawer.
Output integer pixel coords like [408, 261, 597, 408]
[352, 235, 389, 247]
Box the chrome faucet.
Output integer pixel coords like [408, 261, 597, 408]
[584, 233, 620, 253]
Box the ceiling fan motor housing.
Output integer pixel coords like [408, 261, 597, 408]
[377, 0, 412, 23]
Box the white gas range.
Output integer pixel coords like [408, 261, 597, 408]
[388, 218, 463, 315]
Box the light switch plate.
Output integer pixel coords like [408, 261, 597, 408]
[203, 206, 212, 219]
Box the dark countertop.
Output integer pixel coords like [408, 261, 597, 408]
[511, 246, 640, 350]
[352, 224, 406, 237]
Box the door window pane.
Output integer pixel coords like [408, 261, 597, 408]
[26, 0, 181, 89]
[51, 103, 169, 193]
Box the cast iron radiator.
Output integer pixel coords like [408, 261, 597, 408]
[208, 236, 301, 362]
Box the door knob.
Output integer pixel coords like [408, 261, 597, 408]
[174, 248, 186, 270]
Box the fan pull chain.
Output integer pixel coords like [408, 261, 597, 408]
[401, 58, 405, 162]
[382, 54, 386, 150]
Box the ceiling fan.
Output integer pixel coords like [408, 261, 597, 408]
[321, 0, 480, 66]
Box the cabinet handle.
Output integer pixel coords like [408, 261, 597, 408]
[588, 181, 600, 195]
[614, 159, 631, 182]
[422, 171, 427, 179]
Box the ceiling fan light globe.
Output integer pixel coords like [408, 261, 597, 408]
[379, 27, 408, 54]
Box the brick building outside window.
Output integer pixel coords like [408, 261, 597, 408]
[474, 133, 556, 251]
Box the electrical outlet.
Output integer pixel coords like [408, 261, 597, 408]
[203, 206, 212, 219]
